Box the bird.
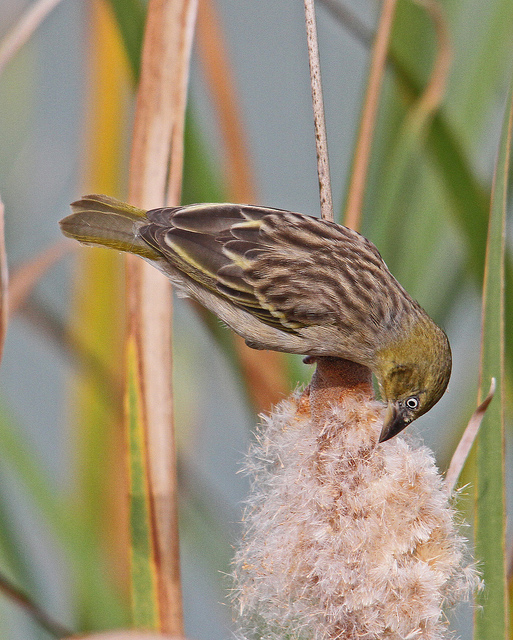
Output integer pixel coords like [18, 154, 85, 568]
[60, 194, 451, 442]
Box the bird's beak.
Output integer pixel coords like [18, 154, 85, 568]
[379, 402, 407, 443]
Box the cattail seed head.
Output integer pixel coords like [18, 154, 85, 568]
[233, 358, 479, 640]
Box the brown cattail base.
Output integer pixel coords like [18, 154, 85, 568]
[303, 356, 373, 426]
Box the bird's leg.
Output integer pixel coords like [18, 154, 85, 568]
[303, 356, 374, 426]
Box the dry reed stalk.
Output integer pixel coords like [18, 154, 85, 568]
[0, 0, 64, 74]
[195, 0, 256, 202]
[8, 241, 71, 316]
[304, 0, 334, 221]
[165, 1, 198, 207]
[445, 378, 495, 492]
[127, 0, 198, 632]
[0, 570, 71, 638]
[343, 0, 398, 231]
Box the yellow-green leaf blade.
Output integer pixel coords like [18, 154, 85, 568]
[473, 80, 511, 640]
[126, 337, 159, 629]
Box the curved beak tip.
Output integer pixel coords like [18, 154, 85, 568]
[378, 403, 405, 443]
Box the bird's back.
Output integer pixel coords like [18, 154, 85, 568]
[137, 203, 420, 363]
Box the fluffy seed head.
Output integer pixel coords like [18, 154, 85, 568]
[233, 380, 479, 640]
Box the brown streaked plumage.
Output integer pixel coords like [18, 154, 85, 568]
[60, 194, 452, 442]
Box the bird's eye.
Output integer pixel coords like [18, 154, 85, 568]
[405, 396, 419, 410]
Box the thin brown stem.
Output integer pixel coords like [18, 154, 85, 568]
[304, 0, 333, 221]
[166, 0, 198, 206]
[0, 571, 71, 638]
[0, 0, 64, 75]
[8, 240, 71, 316]
[343, 0, 398, 231]
[195, 0, 257, 203]
[409, 0, 451, 120]
[445, 378, 496, 493]
[303, 356, 373, 426]
[318, 0, 373, 46]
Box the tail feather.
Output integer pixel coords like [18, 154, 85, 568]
[60, 194, 159, 259]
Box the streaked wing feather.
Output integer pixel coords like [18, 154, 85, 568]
[216, 263, 302, 331]
[166, 204, 247, 233]
[137, 203, 411, 339]
[72, 194, 147, 220]
[217, 263, 254, 295]
[230, 223, 263, 243]
[147, 203, 289, 234]
[164, 228, 229, 277]
[226, 212, 412, 332]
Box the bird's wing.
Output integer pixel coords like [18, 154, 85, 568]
[139, 203, 397, 334]
[139, 204, 306, 332]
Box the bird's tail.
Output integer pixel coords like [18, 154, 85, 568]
[59, 194, 159, 259]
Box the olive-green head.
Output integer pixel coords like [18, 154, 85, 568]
[375, 317, 452, 443]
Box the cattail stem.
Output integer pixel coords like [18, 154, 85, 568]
[0, 0, 64, 74]
[303, 0, 334, 221]
[343, 0, 398, 230]
[307, 356, 373, 424]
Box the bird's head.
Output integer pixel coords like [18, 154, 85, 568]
[375, 318, 452, 443]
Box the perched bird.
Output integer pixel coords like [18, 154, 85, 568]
[60, 194, 451, 442]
